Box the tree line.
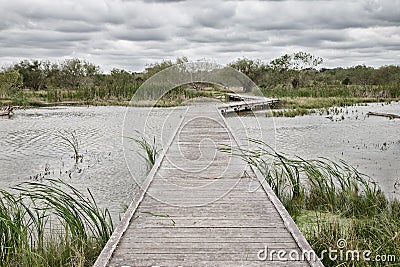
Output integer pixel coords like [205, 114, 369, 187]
[1, 53, 399, 105]
[229, 52, 400, 90]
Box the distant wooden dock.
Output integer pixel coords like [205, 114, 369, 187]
[95, 103, 322, 267]
[219, 93, 279, 114]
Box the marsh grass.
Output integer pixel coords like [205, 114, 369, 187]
[225, 138, 385, 218]
[57, 130, 82, 163]
[224, 139, 400, 266]
[268, 108, 312, 117]
[0, 179, 113, 267]
[128, 135, 160, 169]
[300, 206, 400, 266]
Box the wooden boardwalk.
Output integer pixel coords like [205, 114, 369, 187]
[95, 103, 323, 267]
[219, 93, 279, 114]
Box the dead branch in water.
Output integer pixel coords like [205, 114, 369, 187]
[367, 111, 400, 119]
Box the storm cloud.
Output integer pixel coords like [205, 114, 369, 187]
[0, 0, 399, 71]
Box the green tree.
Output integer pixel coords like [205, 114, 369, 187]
[59, 59, 100, 89]
[347, 65, 374, 86]
[144, 57, 189, 80]
[108, 68, 135, 98]
[269, 54, 293, 87]
[60, 59, 84, 89]
[229, 58, 267, 91]
[269, 52, 323, 89]
[0, 71, 23, 99]
[13, 60, 47, 90]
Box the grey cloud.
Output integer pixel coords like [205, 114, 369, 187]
[55, 23, 102, 33]
[142, 0, 187, 2]
[0, 0, 399, 71]
[190, 3, 236, 29]
[185, 27, 264, 44]
[109, 27, 170, 42]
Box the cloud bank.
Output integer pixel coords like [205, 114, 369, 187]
[0, 0, 399, 71]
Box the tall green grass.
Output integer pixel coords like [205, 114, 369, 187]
[227, 139, 385, 218]
[225, 139, 399, 266]
[302, 208, 400, 266]
[0, 179, 113, 266]
[127, 135, 159, 170]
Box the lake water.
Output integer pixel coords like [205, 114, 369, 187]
[227, 101, 400, 199]
[0, 101, 399, 222]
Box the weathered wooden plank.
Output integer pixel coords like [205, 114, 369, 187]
[135, 210, 279, 217]
[147, 178, 262, 187]
[110, 250, 304, 260]
[116, 242, 301, 250]
[146, 185, 264, 192]
[108, 259, 310, 267]
[124, 227, 292, 237]
[138, 201, 276, 208]
[122, 235, 294, 242]
[139, 198, 277, 208]
[141, 194, 272, 200]
[132, 216, 282, 224]
[129, 222, 287, 228]
[124, 240, 297, 247]
[122, 230, 292, 245]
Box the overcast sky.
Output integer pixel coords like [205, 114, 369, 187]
[0, 0, 399, 72]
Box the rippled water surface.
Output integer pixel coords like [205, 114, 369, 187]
[1, 102, 399, 222]
[0, 106, 182, 222]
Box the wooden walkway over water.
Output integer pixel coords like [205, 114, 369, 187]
[95, 103, 323, 267]
[219, 93, 279, 114]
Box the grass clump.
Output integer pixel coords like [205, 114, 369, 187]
[57, 130, 82, 163]
[226, 139, 399, 266]
[228, 139, 385, 218]
[0, 179, 113, 267]
[127, 135, 160, 170]
[269, 108, 312, 117]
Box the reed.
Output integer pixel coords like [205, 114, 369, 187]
[128, 135, 159, 169]
[224, 138, 385, 218]
[57, 130, 82, 163]
[0, 179, 113, 266]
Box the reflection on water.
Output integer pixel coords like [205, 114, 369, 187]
[0, 102, 399, 223]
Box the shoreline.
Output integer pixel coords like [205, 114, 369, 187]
[3, 95, 398, 109]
